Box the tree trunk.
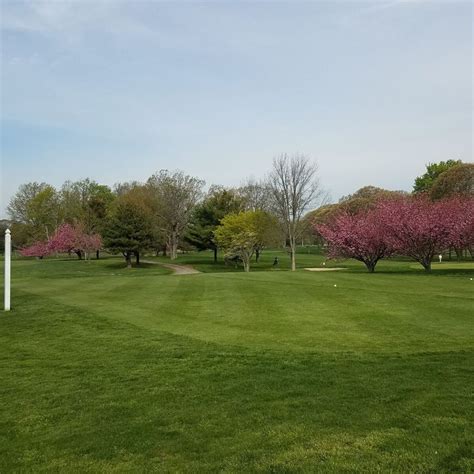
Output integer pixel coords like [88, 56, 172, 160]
[290, 238, 296, 271]
[243, 259, 250, 272]
[365, 261, 376, 273]
[213, 247, 218, 263]
[170, 234, 178, 260]
[422, 259, 432, 272]
[168, 231, 178, 260]
[255, 248, 260, 263]
[75, 250, 83, 260]
[96, 250, 100, 260]
[135, 252, 140, 265]
[125, 252, 132, 269]
[170, 245, 177, 260]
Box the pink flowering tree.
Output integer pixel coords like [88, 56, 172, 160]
[48, 224, 80, 258]
[443, 196, 474, 259]
[49, 223, 102, 259]
[19, 241, 51, 259]
[76, 232, 102, 260]
[377, 197, 454, 272]
[317, 208, 393, 272]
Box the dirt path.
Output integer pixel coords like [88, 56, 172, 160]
[142, 260, 201, 275]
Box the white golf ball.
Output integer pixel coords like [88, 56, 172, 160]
[334, 284, 337, 287]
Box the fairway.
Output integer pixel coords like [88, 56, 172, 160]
[1, 254, 473, 472]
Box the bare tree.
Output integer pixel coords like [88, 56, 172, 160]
[147, 170, 204, 260]
[238, 178, 273, 212]
[268, 154, 323, 271]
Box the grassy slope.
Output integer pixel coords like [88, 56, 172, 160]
[1, 254, 473, 472]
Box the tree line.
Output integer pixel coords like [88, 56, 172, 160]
[311, 160, 473, 272]
[8, 155, 323, 271]
[5, 156, 472, 272]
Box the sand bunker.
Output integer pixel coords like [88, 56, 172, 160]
[304, 267, 345, 272]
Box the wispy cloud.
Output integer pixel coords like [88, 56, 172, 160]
[1, 0, 471, 217]
[361, 0, 430, 13]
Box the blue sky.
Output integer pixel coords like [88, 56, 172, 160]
[1, 0, 472, 217]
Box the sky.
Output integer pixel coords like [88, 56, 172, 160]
[1, 0, 472, 217]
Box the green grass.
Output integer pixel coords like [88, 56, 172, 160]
[149, 247, 472, 274]
[1, 253, 473, 472]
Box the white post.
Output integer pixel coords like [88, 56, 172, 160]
[4, 229, 11, 311]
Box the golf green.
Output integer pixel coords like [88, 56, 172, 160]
[1, 254, 473, 472]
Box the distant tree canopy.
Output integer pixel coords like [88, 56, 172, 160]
[147, 170, 205, 260]
[305, 186, 407, 234]
[429, 163, 474, 200]
[7, 157, 472, 269]
[7, 180, 114, 247]
[238, 178, 273, 212]
[60, 179, 115, 233]
[186, 186, 245, 262]
[337, 186, 407, 215]
[7, 182, 61, 240]
[413, 159, 462, 194]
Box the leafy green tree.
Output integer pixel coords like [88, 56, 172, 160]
[252, 210, 280, 262]
[8, 182, 48, 223]
[7, 222, 32, 250]
[430, 163, 474, 200]
[413, 160, 461, 194]
[103, 190, 154, 268]
[7, 182, 60, 241]
[147, 170, 204, 260]
[337, 186, 407, 215]
[60, 179, 114, 233]
[186, 186, 244, 262]
[303, 203, 341, 245]
[214, 211, 275, 272]
[28, 186, 61, 239]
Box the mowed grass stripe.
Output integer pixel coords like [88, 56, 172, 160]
[10, 259, 473, 354]
[1, 256, 473, 471]
[1, 290, 473, 472]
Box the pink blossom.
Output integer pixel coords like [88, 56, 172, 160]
[317, 207, 393, 272]
[376, 196, 461, 271]
[21, 224, 102, 260]
[19, 241, 51, 258]
[443, 196, 474, 252]
[49, 223, 102, 257]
